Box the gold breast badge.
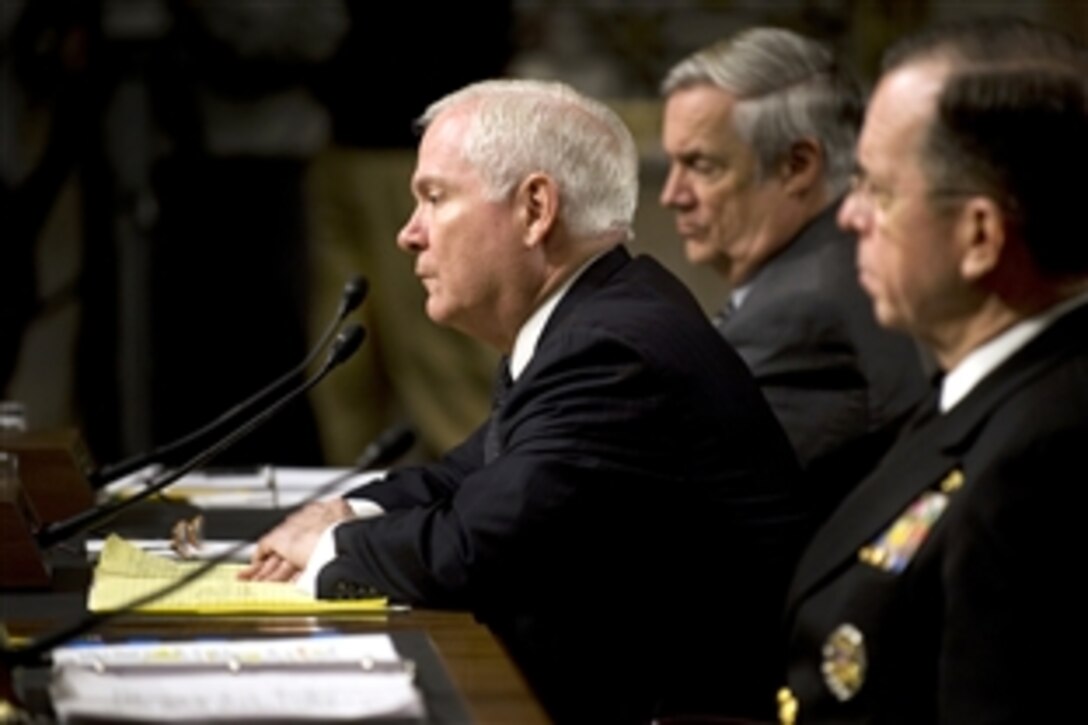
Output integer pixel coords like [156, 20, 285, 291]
[821, 623, 867, 702]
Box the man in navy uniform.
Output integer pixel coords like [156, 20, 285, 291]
[780, 17, 1088, 724]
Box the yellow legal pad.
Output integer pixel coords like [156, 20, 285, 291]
[89, 534, 388, 615]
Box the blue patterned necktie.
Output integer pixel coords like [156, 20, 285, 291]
[712, 297, 737, 333]
[483, 357, 513, 464]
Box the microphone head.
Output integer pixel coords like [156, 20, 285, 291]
[340, 276, 369, 317]
[325, 324, 366, 369]
[375, 424, 416, 465]
[356, 423, 416, 470]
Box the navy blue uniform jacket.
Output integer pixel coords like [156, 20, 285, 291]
[784, 301, 1088, 724]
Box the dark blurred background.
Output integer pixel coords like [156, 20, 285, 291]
[3, 0, 1086, 470]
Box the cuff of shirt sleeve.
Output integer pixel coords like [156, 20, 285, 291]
[346, 498, 385, 519]
[295, 522, 338, 596]
[294, 499, 385, 596]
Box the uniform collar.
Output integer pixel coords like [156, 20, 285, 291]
[941, 290, 1088, 412]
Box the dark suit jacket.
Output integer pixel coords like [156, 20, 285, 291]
[782, 301, 1088, 724]
[720, 204, 929, 519]
[320, 246, 809, 723]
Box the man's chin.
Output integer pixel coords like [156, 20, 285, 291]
[871, 301, 902, 332]
[684, 239, 716, 267]
[424, 298, 448, 326]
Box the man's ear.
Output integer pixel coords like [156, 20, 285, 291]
[517, 173, 559, 248]
[779, 138, 823, 196]
[958, 196, 1006, 281]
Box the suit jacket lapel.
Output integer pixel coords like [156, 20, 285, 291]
[725, 201, 841, 325]
[788, 301, 1088, 605]
[539, 244, 630, 343]
[786, 418, 959, 603]
[493, 244, 630, 420]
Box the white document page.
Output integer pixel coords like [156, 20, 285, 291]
[50, 634, 424, 721]
[100, 467, 385, 509]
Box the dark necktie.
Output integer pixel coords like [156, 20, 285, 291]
[483, 357, 513, 464]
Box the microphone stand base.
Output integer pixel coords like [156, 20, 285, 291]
[1, 429, 96, 524]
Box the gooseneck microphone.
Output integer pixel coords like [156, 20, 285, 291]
[88, 276, 369, 488]
[1, 422, 417, 668]
[36, 324, 367, 549]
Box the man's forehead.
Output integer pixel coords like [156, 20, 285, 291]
[859, 63, 947, 167]
[415, 114, 474, 176]
[870, 61, 949, 127]
[419, 110, 465, 152]
[663, 85, 747, 159]
[665, 85, 738, 130]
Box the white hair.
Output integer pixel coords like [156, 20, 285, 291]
[420, 79, 638, 241]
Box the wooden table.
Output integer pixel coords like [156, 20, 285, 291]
[383, 609, 550, 724]
[3, 571, 549, 723]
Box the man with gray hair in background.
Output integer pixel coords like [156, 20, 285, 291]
[660, 28, 928, 519]
[245, 78, 809, 723]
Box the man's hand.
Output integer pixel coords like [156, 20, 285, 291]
[239, 551, 299, 582]
[238, 499, 354, 581]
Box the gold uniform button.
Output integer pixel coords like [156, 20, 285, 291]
[858, 545, 887, 567]
[940, 468, 965, 493]
[777, 686, 798, 725]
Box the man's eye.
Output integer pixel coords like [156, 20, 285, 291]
[689, 158, 722, 176]
[849, 173, 894, 209]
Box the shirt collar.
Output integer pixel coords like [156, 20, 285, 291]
[730, 282, 754, 312]
[509, 251, 606, 381]
[941, 290, 1088, 412]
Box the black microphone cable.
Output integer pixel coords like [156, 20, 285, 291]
[88, 276, 368, 488]
[38, 325, 367, 549]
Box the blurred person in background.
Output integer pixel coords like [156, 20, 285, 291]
[145, 0, 348, 465]
[659, 27, 929, 523]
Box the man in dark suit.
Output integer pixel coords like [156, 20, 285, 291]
[780, 18, 1088, 724]
[243, 79, 808, 723]
[659, 28, 929, 518]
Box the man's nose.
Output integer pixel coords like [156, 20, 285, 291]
[660, 165, 691, 209]
[837, 191, 867, 234]
[397, 209, 426, 252]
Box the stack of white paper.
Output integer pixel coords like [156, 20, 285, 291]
[100, 467, 385, 509]
[50, 634, 424, 721]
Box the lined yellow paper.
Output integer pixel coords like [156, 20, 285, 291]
[89, 535, 387, 614]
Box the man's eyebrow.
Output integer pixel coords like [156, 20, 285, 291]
[410, 174, 440, 192]
[676, 149, 722, 164]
